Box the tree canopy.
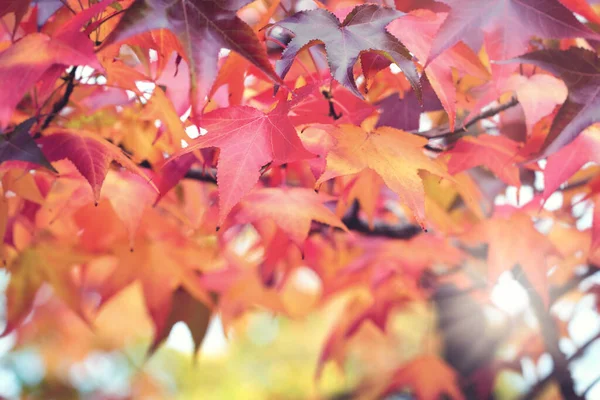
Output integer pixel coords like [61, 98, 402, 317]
[1, 0, 600, 399]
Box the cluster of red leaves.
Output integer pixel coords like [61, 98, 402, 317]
[1, 0, 600, 398]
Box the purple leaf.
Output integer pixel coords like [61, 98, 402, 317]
[273, 5, 421, 101]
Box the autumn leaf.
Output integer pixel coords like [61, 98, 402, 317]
[376, 77, 442, 132]
[143, 86, 188, 145]
[152, 153, 199, 205]
[274, 4, 420, 100]
[237, 187, 347, 246]
[102, 170, 159, 246]
[0, 118, 56, 172]
[593, 196, 600, 260]
[335, 169, 384, 229]
[316, 124, 451, 228]
[82, 210, 214, 338]
[0, 0, 63, 28]
[503, 74, 568, 134]
[384, 355, 465, 400]
[0, 33, 99, 128]
[3, 243, 90, 336]
[446, 134, 523, 186]
[37, 129, 157, 201]
[542, 126, 600, 199]
[166, 103, 313, 225]
[427, 0, 600, 80]
[287, 82, 376, 126]
[0, 0, 110, 127]
[559, 0, 600, 24]
[482, 210, 557, 305]
[148, 287, 211, 356]
[511, 48, 600, 158]
[101, 0, 282, 116]
[2, 169, 45, 204]
[388, 9, 489, 130]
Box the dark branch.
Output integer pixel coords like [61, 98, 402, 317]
[39, 67, 77, 133]
[340, 201, 422, 239]
[322, 90, 343, 120]
[523, 330, 600, 399]
[184, 168, 217, 184]
[550, 265, 600, 303]
[583, 374, 600, 398]
[417, 96, 519, 143]
[514, 265, 584, 400]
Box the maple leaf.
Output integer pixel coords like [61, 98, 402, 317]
[3, 243, 90, 336]
[446, 134, 523, 186]
[166, 104, 313, 225]
[345, 235, 465, 281]
[316, 124, 450, 228]
[273, 4, 420, 100]
[148, 287, 211, 356]
[79, 206, 214, 336]
[559, 0, 600, 25]
[335, 169, 384, 229]
[344, 276, 423, 336]
[2, 169, 46, 205]
[287, 82, 376, 126]
[0, 0, 63, 28]
[143, 86, 188, 145]
[427, 0, 600, 80]
[388, 9, 489, 130]
[503, 74, 568, 135]
[101, 170, 159, 246]
[511, 48, 600, 158]
[152, 153, 199, 205]
[37, 130, 157, 201]
[0, 118, 56, 172]
[482, 210, 557, 305]
[101, 0, 281, 116]
[237, 187, 347, 246]
[0, 0, 110, 128]
[199, 265, 287, 330]
[384, 355, 465, 400]
[0, 34, 99, 128]
[542, 126, 600, 199]
[376, 78, 442, 132]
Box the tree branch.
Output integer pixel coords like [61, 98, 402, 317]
[184, 167, 217, 184]
[340, 201, 422, 239]
[583, 374, 600, 398]
[523, 330, 600, 399]
[550, 265, 600, 303]
[39, 67, 77, 133]
[514, 265, 584, 400]
[416, 96, 519, 142]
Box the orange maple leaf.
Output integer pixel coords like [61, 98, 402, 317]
[384, 355, 465, 400]
[316, 124, 451, 228]
[236, 187, 347, 246]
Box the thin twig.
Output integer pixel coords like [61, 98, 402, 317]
[523, 330, 600, 399]
[38, 68, 77, 134]
[184, 168, 217, 184]
[583, 374, 600, 397]
[339, 201, 422, 239]
[417, 96, 519, 140]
